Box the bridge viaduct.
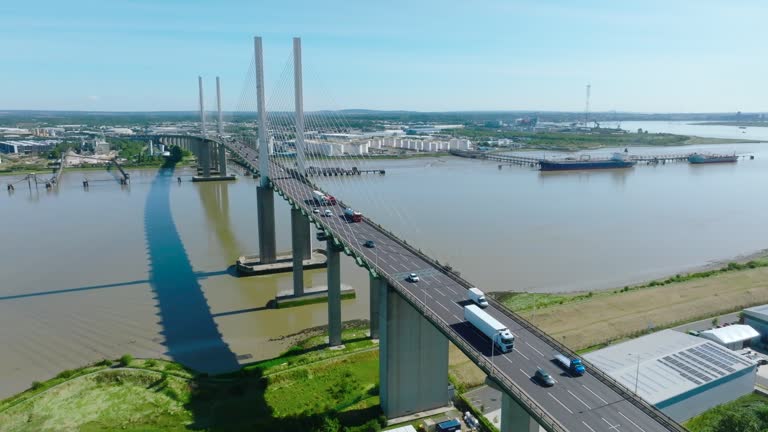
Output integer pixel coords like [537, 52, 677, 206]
[148, 36, 687, 432]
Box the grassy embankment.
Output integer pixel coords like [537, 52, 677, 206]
[685, 393, 768, 432]
[455, 128, 758, 152]
[491, 256, 768, 353]
[0, 325, 386, 432]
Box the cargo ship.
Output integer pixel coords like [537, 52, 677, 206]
[539, 153, 636, 171]
[687, 153, 738, 164]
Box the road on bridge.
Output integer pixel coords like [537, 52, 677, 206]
[225, 139, 682, 432]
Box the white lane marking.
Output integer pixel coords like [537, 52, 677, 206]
[582, 421, 598, 432]
[436, 301, 450, 312]
[602, 417, 621, 431]
[567, 389, 591, 410]
[444, 285, 458, 295]
[618, 412, 646, 432]
[452, 314, 462, 321]
[547, 393, 574, 414]
[525, 341, 544, 357]
[424, 292, 434, 299]
[519, 368, 529, 376]
[513, 349, 529, 360]
[581, 384, 609, 405]
[436, 289, 446, 296]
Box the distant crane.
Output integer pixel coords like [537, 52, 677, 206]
[584, 83, 591, 128]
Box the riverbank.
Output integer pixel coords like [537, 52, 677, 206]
[452, 127, 759, 152]
[0, 324, 385, 432]
[491, 251, 768, 352]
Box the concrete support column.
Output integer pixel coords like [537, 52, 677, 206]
[369, 274, 383, 339]
[501, 392, 539, 432]
[210, 143, 218, 173]
[291, 207, 307, 297]
[327, 241, 342, 347]
[302, 219, 312, 260]
[218, 143, 228, 176]
[256, 186, 276, 264]
[200, 140, 211, 177]
[379, 285, 449, 418]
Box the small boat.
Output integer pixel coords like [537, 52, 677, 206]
[687, 153, 738, 164]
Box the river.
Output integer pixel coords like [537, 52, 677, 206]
[0, 121, 766, 397]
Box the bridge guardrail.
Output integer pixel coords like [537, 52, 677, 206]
[215, 137, 684, 431]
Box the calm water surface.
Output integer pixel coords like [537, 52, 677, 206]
[0, 121, 766, 396]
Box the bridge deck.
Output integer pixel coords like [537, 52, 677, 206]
[223, 139, 683, 432]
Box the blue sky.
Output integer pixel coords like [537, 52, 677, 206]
[1, 0, 767, 112]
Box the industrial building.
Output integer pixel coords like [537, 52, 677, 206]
[584, 329, 757, 422]
[700, 325, 760, 350]
[0, 140, 56, 154]
[743, 304, 768, 342]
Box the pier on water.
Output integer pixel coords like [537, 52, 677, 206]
[451, 149, 754, 168]
[299, 166, 385, 177]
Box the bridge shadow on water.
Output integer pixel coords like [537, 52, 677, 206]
[146, 167, 380, 431]
[144, 167, 240, 373]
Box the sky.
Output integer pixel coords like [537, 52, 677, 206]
[1, 0, 767, 113]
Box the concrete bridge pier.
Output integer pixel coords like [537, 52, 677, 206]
[379, 284, 450, 418]
[291, 208, 308, 296]
[218, 142, 228, 177]
[369, 274, 384, 339]
[192, 138, 235, 182]
[326, 240, 342, 347]
[257, 186, 277, 264]
[200, 140, 211, 177]
[501, 392, 539, 432]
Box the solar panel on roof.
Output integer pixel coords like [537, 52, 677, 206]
[679, 350, 726, 377]
[658, 357, 703, 385]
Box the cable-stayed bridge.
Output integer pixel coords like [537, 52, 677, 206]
[154, 37, 687, 432]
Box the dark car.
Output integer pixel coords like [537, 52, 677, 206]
[534, 368, 555, 387]
[364, 240, 375, 248]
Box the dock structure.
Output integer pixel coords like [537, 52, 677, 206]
[451, 149, 753, 168]
[298, 166, 385, 177]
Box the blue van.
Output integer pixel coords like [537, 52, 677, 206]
[436, 419, 461, 432]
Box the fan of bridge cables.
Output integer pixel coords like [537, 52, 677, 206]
[227, 47, 448, 270]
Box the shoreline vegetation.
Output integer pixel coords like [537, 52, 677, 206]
[695, 121, 768, 128]
[0, 320, 476, 432]
[0, 324, 387, 432]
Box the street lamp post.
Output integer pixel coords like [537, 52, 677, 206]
[491, 330, 500, 376]
[631, 353, 641, 394]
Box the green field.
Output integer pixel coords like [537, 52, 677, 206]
[685, 393, 768, 432]
[454, 128, 758, 151]
[0, 326, 385, 432]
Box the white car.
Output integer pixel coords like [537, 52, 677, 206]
[312, 209, 320, 214]
[324, 209, 333, 217]
[407, 273, 420, 282]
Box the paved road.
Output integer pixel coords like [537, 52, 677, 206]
[671, 312, 741, 334]
[222, 138, 683, 432]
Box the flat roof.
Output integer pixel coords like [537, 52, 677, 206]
[386, 426, 417, 432]
[744, 304, 768, 322]
[700, 325, 760, 344]
[584, 329, 755, 404]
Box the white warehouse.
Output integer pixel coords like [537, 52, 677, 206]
[584, 329, 757, 422]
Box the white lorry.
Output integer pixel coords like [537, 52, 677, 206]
[467, 287, 489, 308]
[464, 305, 515, 353]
